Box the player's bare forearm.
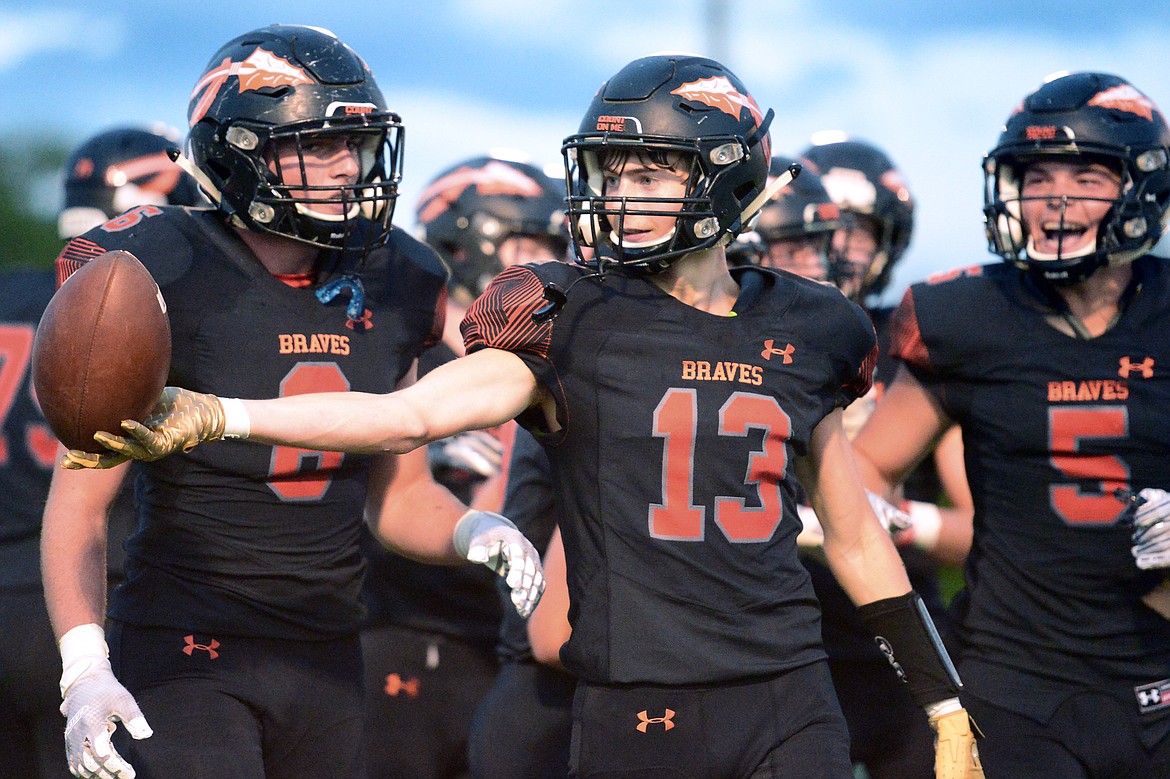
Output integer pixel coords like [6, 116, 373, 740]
[365, 447, 469, 563]
[40, 458, 124, 639]
[243, 349, 538, 453]
[799, 410, 913, 605]
[243, 390, 431, 453]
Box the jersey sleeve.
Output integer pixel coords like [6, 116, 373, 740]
[55, 236, 109, 287]
[888, 284, 951, 408]
[461, 265, 554, 360]
[832, 296, 878, 409]
[888, 286, 932, 371]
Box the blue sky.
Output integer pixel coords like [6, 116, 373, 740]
[3, 0, 1169, 302]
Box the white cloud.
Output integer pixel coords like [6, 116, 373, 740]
[0, 10, 123, 71]
[389, 88, 573, 229]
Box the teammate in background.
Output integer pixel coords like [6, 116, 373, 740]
[39, 26, 542, 779]
[1, 124, 204, 779]
[467, 428, 575, 779]
[360, 152, 566, 779]
[726, 154, 838, 281]
[799, 134, 973, 561]
[89, 53, 982, 777]
[852, 70, 1170, 776]
[746, 147, 943, 777]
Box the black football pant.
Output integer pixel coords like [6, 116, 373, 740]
[568, 659, 853, 778]
[109, 621, 365, 779]
[468, 659, 577, 779]
[965, 688, 1170, 778]
[360, 623, 497, 779]
[1, 588, 72, 779]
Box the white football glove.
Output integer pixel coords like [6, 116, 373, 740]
[453, 510, 545, 618]
[795, 503, 825, 549]
[1132, 488, 1170, 570]
[428, 430, 505, 480]
[866, 492, 915, 534]
[58, 624, 152, 779]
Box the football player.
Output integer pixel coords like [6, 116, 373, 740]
[726, 154, 839, 280]
[467, 428, 576, 779]
[1, 123, 203, 779]
[852, 71, 1170, 776]
[791, 139, 975, 777]
[360, 152, 567, 779]
[79, 53, 978, 777]
[39, 26, 542, 779]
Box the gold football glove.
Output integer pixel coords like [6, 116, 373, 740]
[82, 387, 227, 465]
[59, 448, 130, 470]
[930, 708, 984, 779]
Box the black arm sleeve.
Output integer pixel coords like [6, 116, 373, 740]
[857, 590, 962, 707]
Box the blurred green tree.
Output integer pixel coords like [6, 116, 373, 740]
[0, 137, 71, 270]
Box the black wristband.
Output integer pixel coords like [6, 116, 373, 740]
[857, 591, 962, 707]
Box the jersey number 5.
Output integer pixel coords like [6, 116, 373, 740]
[1049, 405, 1131, 525]
[651, 388, 791, 542]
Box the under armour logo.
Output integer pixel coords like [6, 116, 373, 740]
[636, 709, 676, 732]
[182, 635, 220, 659]
[761, 339, 795, 364]
[345, 308, 374, 332]
[1135, 678, 1170, 713]
[384, 673, 421, 698]
[1119, 356, 1154, 379]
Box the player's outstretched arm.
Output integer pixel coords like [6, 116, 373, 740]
[70, 348, 540, 465]
[799, 410, 983, 779]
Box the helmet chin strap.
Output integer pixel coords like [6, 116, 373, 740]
[168, 148, 223, 206]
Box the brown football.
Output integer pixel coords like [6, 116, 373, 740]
[32, 250, 171, 453]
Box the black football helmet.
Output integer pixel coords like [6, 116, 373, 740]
[58, 125, 206, 239]
[186, 24, 403, 250]
[752, 155, 839, 269]
[983, 71, 1170, 284]
[562, 54, 773, 272]
[799, 134, 914, 299]
[415, 153, 568, 297]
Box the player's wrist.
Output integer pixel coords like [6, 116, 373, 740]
[58, 623, 110, 696]
[925, 696, 962, 720]
[453, 509, 516, 558]
[901, 500, 943, 551]
[220, 396, 250, 440]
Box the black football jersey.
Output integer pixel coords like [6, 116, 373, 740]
[462, 262, 876, 685]
[56, 206, 446, 639]
[0, 268, 136, 590]
[891, 257, 1170, 717]
[494, 426, 558, 662]
[0, 269, 63, 589]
